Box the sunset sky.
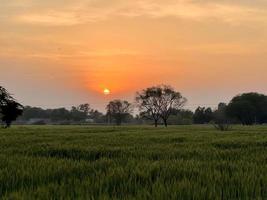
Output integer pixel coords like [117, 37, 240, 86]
[1, 0, 267, 111]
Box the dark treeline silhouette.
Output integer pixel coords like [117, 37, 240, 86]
[19, 105, 107, 125]
[193, 93, 267, 127]
[2, 85, 267, 128]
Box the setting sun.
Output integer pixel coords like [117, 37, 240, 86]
[103, 89, 110, 95]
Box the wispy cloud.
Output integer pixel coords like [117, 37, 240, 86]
[4, 0, 266, 26]
[134, 1, 264, 24]
[17, 12, 84, 26]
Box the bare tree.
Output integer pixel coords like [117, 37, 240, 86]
[106, 100, 132, 126]
[136, 85, 187, 127]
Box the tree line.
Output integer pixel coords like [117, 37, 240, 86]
[1, 85, 267, 129]
[194, 93, 267, 126]
[20, 104, 106, 124]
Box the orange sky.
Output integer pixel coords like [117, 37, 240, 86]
[1, 0, 267, 111]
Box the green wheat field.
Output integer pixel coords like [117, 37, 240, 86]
[1, 125, 267, 200]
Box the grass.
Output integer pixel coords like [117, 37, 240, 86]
[0, 125, 267, 199]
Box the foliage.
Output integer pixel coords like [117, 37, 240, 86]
[136, 85, 187, 127]
[20, 105, 106, 124]
[1, 101, 23, 128]
[8, 86, 267, 127]
[106, 100, 132, 125]
[20, 106, 49, 119]
[77, 103, 91, 116]
[70, 106, 87, 122]
[193, 107, 213, 124]
[50, 108, 71, 122]
[89, 109, 106, 123]
[213, 103, 232, 131]
[167, 109, 194, 125]
[227, 93, 267, 125]
[0, 86, 23, 128]
[0, 125, 267, 199]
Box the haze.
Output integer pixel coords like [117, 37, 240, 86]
[1, 0, 267, 111]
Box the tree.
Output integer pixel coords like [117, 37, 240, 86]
[136, 85, 187, 127]
[0, 86, 11, 104]
[70, 103, 91, 122]
[106, 100, 132, 125]
[158, 86, 187, 127]
[193, 107, 213, 124]
[136, 87, 161, 127]
[77, 103, 91, 117]
[20, 106, 49, 120]
[227, 93, 267, 125]
[167, 109, 193, 125]
[1, 101, 23, 128]
[0, 86, 23, 128]
[213, 103, 231, 131]
[70, 106, 87, 122]
[50, 108, 71, 122]
[89, 109, 105, 123]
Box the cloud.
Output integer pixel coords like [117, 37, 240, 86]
[4, 0, 266, 26]
[134, 1, 261, 23]
[17, 12, 84, 26]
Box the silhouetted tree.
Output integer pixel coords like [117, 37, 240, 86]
[213, 103, 232, 131]
[77, 103, 91, 117]
[69, 103, 91, 122]
[89, 109, 105, 123]
[1, 101, 23, 128]
[159, 86, 187, 127]
[20, 106, 49, 120]
[50, 108, 70, 122]
[167, 109, 193, 125]
[0, 86, 11, 104]
[136, 85, 187, 127]
[70, 106, 86, 122]
[227, 93, 267, 125]
[106, 100, 132, 125]
[193, 107, 213, 124]
[136, 87, 163, 127]
[20, 104, 93, 123]
[0, 86, 23, 128]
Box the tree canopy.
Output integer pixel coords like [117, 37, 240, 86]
[136, 85, 186, 127]
[106, 100, 132, 125]
[0, 86, 23, 128]
[227, 93, 267, 125]
[193, 107, 213, 124]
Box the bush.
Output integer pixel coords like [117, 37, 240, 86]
[213, 122, 232, 131]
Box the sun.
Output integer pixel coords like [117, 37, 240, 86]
[103, 88, 110, 95]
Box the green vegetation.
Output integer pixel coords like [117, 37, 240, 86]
[1, 125, 267, 199]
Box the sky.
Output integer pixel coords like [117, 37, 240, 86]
[1, 0, 267, 112]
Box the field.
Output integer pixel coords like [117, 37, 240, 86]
[0, 125, 267, 199]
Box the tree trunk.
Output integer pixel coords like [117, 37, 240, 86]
[116, 118, 122, 126]
[154, 120, 158, 127]
[163, 119, 168, 127]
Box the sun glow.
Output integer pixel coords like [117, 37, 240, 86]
[103, 88, 110, 95]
